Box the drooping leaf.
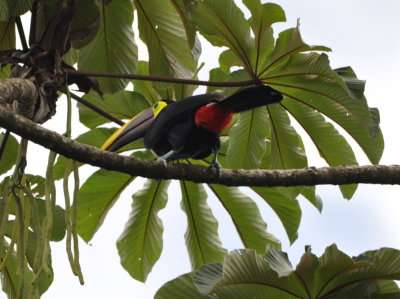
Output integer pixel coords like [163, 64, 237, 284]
[0, 20, 15, 50]
[209, 184, 280, 252]
[53, 128, 147, 180]
[78, 90, 150, 129]
[252, 187, 301, 244]
[267, 103, 307, 170]
[227, 107, 269, 169]
[53, 128, 116, 180]
[180, 181, 227, 270]
[70, 0, 100, 49]
[117, 179, 170, 282]
[0, 133, 19, 175]
[78, 0, 138, 93]
[170, 0, 198, 49]
[135, 0, 197, 90]
[283, 99, 358, 199]
[77, 151, 154, 242]
[77, 169, 135, 242]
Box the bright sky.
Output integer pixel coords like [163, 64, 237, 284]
[9, 0, 400, 298]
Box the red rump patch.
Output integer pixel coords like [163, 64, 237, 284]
[194, 104, 234, 133]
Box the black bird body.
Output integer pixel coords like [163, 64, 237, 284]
[143, 93, 222, 161]
[101, 85, 282, 164]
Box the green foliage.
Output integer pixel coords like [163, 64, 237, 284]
[0, 0, 387, 297]
[78, 90, 150, 129]
[78, 0, 138, 93]
[72, 0, 383, 284]
[117, 179, 170, 282]
[0, 20, 15, 50]
[135, 0, 198, 91]
[0, 133, 19, 175]
[156, 245, 400, 298]
[180, 181, 228, 270]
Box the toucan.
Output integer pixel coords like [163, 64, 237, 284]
[101, 85, 282, 168]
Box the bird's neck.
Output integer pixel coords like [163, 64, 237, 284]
[194, 104, 234, 133]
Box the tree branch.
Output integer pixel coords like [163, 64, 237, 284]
[0, 103, 399, 187]
[67, 70, 258, 87]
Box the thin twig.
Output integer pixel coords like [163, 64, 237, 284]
[66, 69, 259, 87]
[60, 88, 124, 126]
[16, 17, 28, 50]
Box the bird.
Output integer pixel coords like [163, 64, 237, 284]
[101, 85, 283, 170]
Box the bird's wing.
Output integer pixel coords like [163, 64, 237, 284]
[144, 93, 222, 149]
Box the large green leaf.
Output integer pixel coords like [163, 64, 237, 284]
[193, 0, 253, 71]
[243, 1, 286, 73]
[315, 246, 400, 298]
[252, 187, 301, 245]
[70, 0, 100, 49]
[156, 245, 400, 298]
[0, 133, 19, 175]
[180, 181, 227, 270]
[227, 107, 269, 169]
[0, 2, 9, 21]
[53, 128, 114, 180]
[77, 169, 135, 242]
[257, 24, 330, 77]
[283, 99, 358, 199]
[0, 20, 15, 50]
[155, 273, 206, 299]
[77, 151, 153, 242]
[117, 179, 170, 282]
[267, 103, 307, 169]
[264, 52, 383, 164]
[78, 0, 138, 93]
[53, 128, 147, 181]
[131, 61, 161, 104]
[209, 184, 280, 252]
[135, 0, 197, 90]
[5, 0, 33, 17]
[78, 90, 150, 128]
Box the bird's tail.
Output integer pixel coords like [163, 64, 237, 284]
[217, 85, 282, 112]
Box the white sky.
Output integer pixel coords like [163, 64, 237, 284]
[4, 0, 400, 298]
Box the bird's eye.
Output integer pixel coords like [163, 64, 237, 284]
[153, 103, 159, 109]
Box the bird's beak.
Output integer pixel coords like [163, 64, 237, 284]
[101, 106, 155, 152]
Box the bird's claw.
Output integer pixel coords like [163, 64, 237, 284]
[211, 161, 222, 177]
[156, 156, 168, 167]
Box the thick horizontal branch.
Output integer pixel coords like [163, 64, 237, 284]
[0, 104, 399, 187]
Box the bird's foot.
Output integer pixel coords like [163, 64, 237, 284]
[156, 156, 168, 167]
[210, 160, 222, 177]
